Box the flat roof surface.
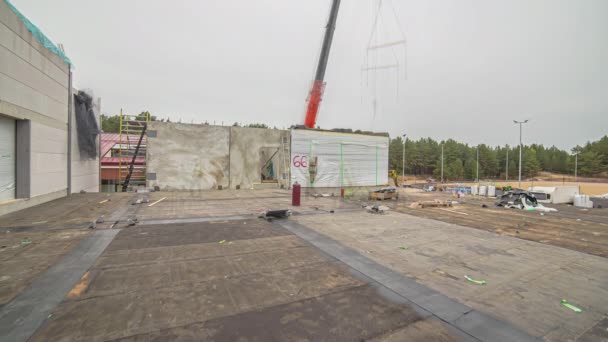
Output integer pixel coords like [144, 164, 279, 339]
[0, 189, 606, 341]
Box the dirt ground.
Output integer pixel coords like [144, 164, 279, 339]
[493, 181, 608, 196]
[391, 189, 608, 258]
[396, 172, 608, 196]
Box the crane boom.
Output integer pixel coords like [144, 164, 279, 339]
[304, 0, 341, 128]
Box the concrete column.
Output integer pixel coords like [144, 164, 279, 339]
[15, 120, 31, 198]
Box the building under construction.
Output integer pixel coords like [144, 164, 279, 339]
[1, 1, 607, 342]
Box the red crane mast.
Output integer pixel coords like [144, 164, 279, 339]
[303, 0, 341, 128]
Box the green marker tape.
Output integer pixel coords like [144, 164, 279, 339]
[464, 275, 486, 285]
[219, 240, 226, 244]
[399, 246, 407, 250]
[561, 299, 582, 313]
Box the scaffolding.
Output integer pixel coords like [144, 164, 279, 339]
[118, 110, 149, 191]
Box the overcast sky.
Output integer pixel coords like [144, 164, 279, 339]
[11, 0, 608, 150]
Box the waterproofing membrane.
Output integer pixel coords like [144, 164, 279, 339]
[74, 91, 99, 159]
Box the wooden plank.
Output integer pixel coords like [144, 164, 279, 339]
[369, 192, 399, 201]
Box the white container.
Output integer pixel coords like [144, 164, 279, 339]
[574, 194, 593, 208]
[470, 185, 478, 196]
[487, 185, 496, 197]
[479, 185, 487, 197]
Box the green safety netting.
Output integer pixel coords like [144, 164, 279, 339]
[4, 0, 72, 66]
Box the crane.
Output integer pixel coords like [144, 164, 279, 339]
[303, 0, 341, 128]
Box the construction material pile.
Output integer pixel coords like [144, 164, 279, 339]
[495, 190, 557, 212]
[408, 200, 453, 209]
[369, 186, 399, 200]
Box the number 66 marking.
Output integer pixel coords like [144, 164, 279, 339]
[293, 155, 308, 168]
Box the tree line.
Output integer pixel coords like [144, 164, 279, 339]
[101, 112, 273, 133]
[388, 136, 608, 180]
[101, 113, 606, 178]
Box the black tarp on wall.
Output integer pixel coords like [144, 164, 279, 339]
[73, 90, 99, 159]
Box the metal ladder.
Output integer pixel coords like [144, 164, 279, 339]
[281, 135, 290, 187]
[122, 124, 147, 192]
[118, 110, 149, 191]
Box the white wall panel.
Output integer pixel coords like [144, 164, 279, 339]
[290, 129, 389, 188]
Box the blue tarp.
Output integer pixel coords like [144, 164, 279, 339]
[3, 0, 72, 66]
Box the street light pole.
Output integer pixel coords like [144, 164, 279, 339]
[513, 120, 529, 189]
[401, 134, 406, 187]
[575, 152, 578, 182]
[506, 148, 509, 181]
[441, 144, 444, 183]
[476, 146, 479, 183]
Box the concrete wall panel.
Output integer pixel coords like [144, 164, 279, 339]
[147, 122, 230, 190]
[70, 172, 98, 193]
[31, 122, 67, 148]
[0, 23, 68, 86]
[0, 1, 69, 73]
[0, 1, 93, 215]
[0, 189, 66, 217]
[0, 73, 67, 123]
[229, 127, 289, 189]
[29, 121, 67, 197]
[30, 171, 66, 197]
[31, 150, 66, 174]
[147, 123, 290, 190]
[0, 45, 68, 105]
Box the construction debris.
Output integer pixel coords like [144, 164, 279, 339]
[369, 187, 399, 201]
[528, 186, 579, 204]
[259, 209, 292, 219]
[464, 275, 486, 285]
[574, 195, 594, 208]
[148, 197, 166, 207]
[495, 190, 558, 212]
[561, 299, 582, 313]
[439, 208, 468, 215]
[365, 205, 390, 214]
[132, 196, 150, 205]
[409, 200, 452, 209]
[312, 207, 335, 213]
